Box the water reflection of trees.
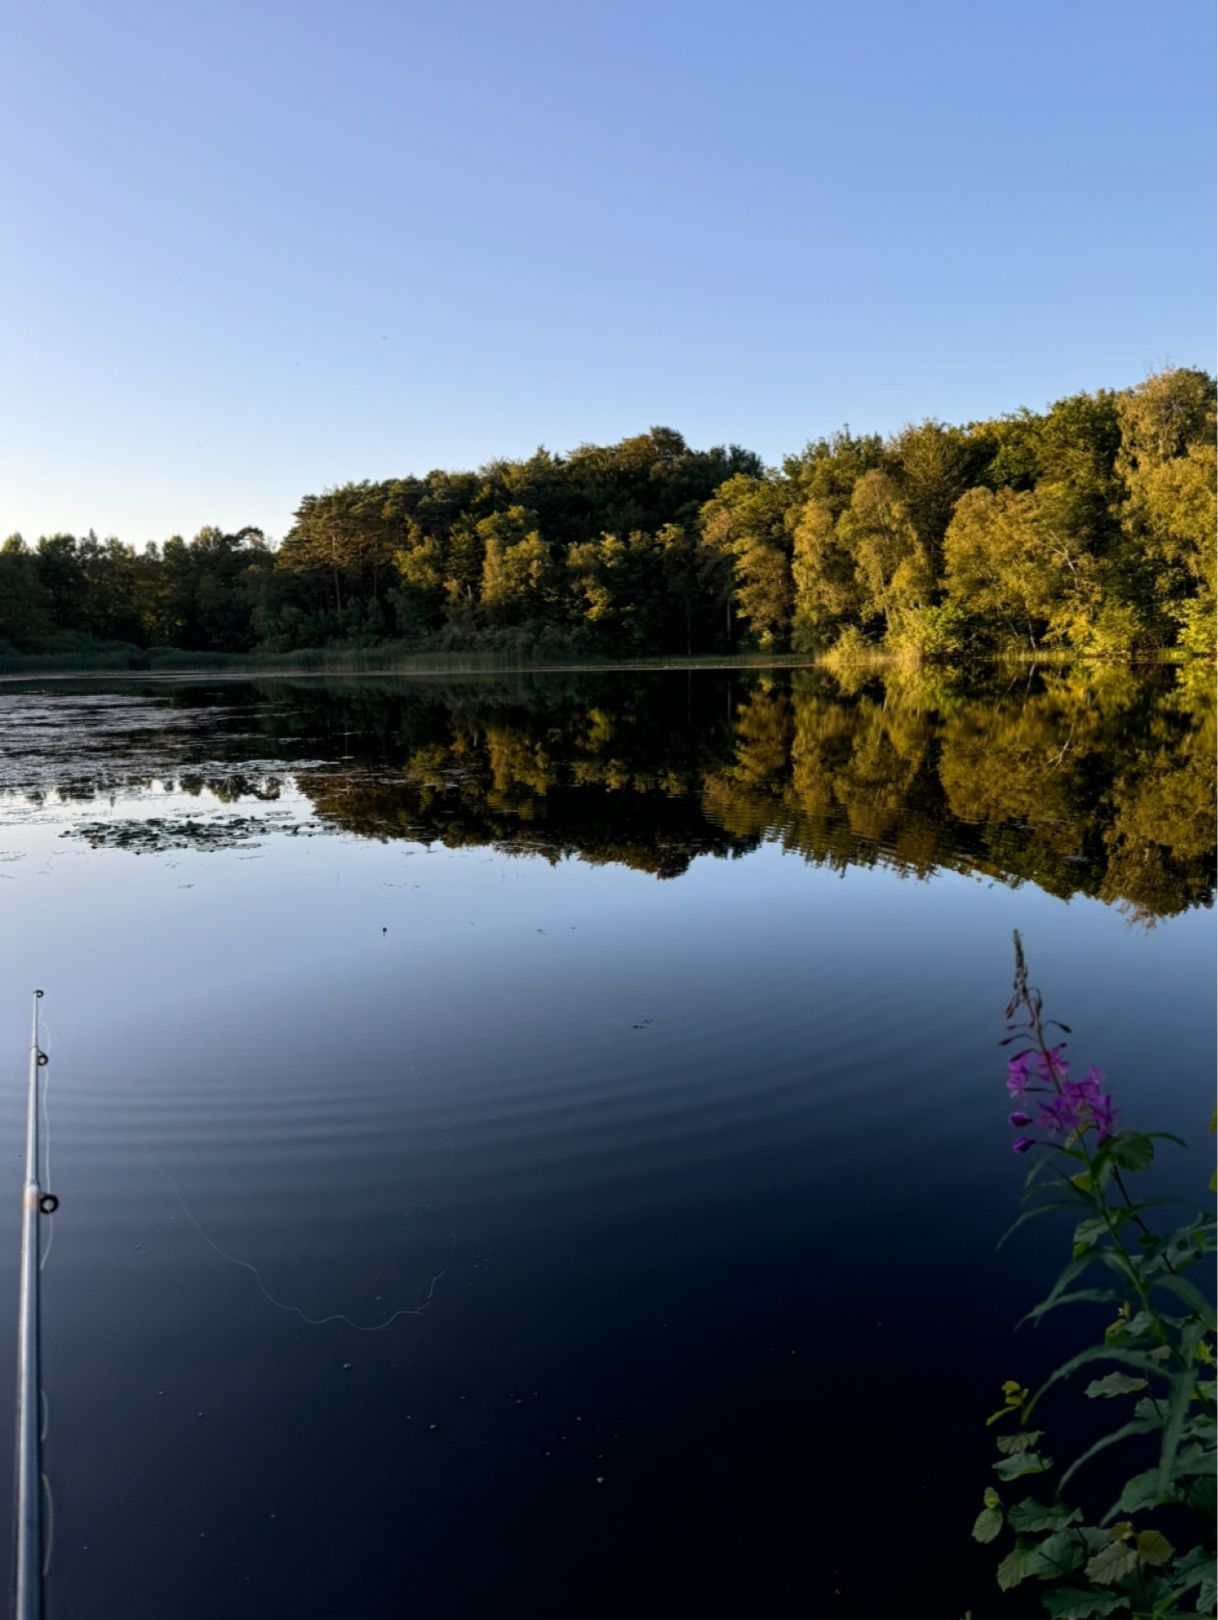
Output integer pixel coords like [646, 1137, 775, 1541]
[290, 667, 1214, 923]
[10, 669, 1210, 920]
[296, 678, 754, 879]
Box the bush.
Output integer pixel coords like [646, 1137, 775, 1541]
[1174, 600, 1218, 660]
[885, 601, 977, 660]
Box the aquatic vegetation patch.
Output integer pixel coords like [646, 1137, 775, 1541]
[61, 811, 324, 854]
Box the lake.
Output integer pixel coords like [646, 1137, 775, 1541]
[0, 664, 1212, 1618]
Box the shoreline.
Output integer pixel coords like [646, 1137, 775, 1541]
[0, 648, 1203, 684]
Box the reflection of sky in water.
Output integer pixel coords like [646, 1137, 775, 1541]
[0, 672, 1212, 1618]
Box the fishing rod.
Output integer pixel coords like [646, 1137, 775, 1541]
[13, 991, 56, 1620]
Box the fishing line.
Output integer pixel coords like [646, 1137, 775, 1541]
[163, 1171, 452, 1332]
[36, 1013, 457, 1332]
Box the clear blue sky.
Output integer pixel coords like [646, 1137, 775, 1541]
[3, 0, 1213, 545]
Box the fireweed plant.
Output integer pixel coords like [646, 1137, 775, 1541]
[971, 934, 1216, 1618]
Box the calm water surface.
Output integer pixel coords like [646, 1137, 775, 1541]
[0, 666, 1212, 1618]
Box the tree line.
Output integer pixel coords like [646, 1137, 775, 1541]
[2, 368, 1213, 662]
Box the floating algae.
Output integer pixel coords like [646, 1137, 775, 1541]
[61, 812, 324, 854]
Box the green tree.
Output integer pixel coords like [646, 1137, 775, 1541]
[1115, 369, 1218, 648]
[481, 528, 555, 623]
[837, 470, 932, 640]
[790, 497, 860, 652]
[700, 475, 794, 649]
[0, 536, 50, 649]
[783, 429, 889, 518]
[944, 486, 1102, 650]
[891, 419, 983, 565]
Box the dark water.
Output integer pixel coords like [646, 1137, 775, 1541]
[0, 665, 1212, 1619]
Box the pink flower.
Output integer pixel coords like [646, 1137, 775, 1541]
[1092, 1094, 1118, 1141]
[1037, 1094, 1080, 1134]
[1064, 1066, 1104, 1106]
[1036, 1046, 1069, 1085]
[1006, 1051, 1032, 1099]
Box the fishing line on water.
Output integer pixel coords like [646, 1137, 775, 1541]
[23, 1014, 457, 1582]
[37, 1009, 458, 1332]
[163, 1171, 453, 1332]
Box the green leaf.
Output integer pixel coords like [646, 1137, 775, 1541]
[1104, 1468, 1163, 1520]
[1198, 1566, 1217, 1615]
[1158, 1544, 1210, 1603]
[983, 1486, 1000, 1508]
[1073, 1217, 1111, 1258]
[1081, 1525, 1118, 1554]
[998, 1199, 1086, 1250]
[996, 1429, 1045, 1454]
[997, 1541, 1049, 1591]
[1139, 1221, 1216, 1275]
[1157, 1339, 1204, 1496]
[1151, 1275, 1217, 1333]
[1039, 1586, 1127, 1618]
[994, 1451, 1052, 1480]
[1171, 1436, 1216, 1473]
[1095, 1252, 1150, 1292]
[1136, 1529, 1174, 1567]
[1008, 1498, 1080, 1533]
[1183, 1470, 1217, 1523]
[1019, 1287, 1121, 1328]
[1120, 1309, 1155, 1340]
[1085, 1372, 1149, 1398]
[1106, 1131, 1155, 1172]
[1026, 1255, 1099, 1318]
[1026, 1147, 1085, 1191]
[1169, 1441, 1217, 1482]
[1027, 1346, 1173, 1417]
[1060, 1417, 1162, 1489]
[1085, 1538, 1139, 1585]
[971, 1505, 1003, 1543]
[1037, 1531, 1087, 1579]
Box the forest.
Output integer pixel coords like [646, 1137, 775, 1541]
[2, 367, 1214, 665]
